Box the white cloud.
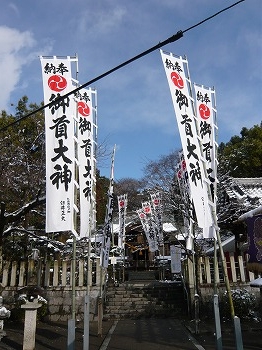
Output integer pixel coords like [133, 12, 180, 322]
[0, 26, 35, 110]
[8, 3, 20, 17]
[76, 5, 126, 38]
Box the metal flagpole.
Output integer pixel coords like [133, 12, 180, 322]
[98, 145, 116, 336]
[67, 234, 76, 350]
[83, 219, 91, 349]
[82, 84, 98, 349]
[195, 85, 242, 348]
[67, 55, 79, 350]
[210, 89, 223, 350]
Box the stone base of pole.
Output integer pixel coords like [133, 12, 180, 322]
[21, 299, 42, 350]
[0, 319, 6, 341]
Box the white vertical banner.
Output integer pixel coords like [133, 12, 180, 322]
[118, 194, 128, 249]
[137, 201, 159, 252]
[150, 192, 164, 246]
[170, 245, 181, 273]
[142, 201, 158, 252]
[40, 56, 77, 233]
[76, 87, 97, 237]
[137, 209, 158, 253]
[101, 146, 116, 268]
[194, 84, 218, 199]
[194, 84, 218, 238]
[160, 50, 212, 230]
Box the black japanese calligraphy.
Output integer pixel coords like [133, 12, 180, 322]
[50, 164, 72, 191]
[196, 91, 211, 104]
[51, 139, 72, 164]
[181, 114, 193, 137]
[189, 161, 202, 186]
[44, 62, 69, 75]
[176, 89, 188, 110]
[199, 120, 211, 139]
[186, 138, 199, 161]
[164, 58, 183, 72]
[49, 93, 70, 115]
[79, 117, 92, 135]
[50, 115, 70, 139]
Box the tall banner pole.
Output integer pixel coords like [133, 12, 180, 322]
[194, 84, 236, 311]
[101, 145, 116, 268]
[40, 55, 79, 350]
[73, 84, 97, 349]
[193, 83, 241, 347]
[160, 50, 241, 347]
[75, 84, 97, 349]
[193, 83, 224, 348]
[98, 145, 116, 336]
[118, 194, 128, 281]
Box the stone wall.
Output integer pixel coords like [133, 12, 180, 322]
[1, 286, 101, 322]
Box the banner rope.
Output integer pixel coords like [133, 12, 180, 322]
[0, 0, 245, 133]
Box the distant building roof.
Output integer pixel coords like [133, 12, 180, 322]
[163, 222, 177, 232]
[226, 178, 262, 204]
[219, 177, 262, 226]
[113, 222, 178, 234]
[206, 235, 235, 255]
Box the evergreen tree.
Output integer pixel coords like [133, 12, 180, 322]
[218, 123, 262, 177]
[0, 96, 45, 228]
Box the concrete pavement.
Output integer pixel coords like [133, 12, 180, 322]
[2, 317, 262, 349]
[2, 318, 204, 350]
[99, 318, 204, 350]
[98, 317, 262, 350]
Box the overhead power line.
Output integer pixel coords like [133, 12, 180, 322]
[0, 0, 245, 133]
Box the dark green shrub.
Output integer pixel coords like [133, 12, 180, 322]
[221, 288, 256, 319]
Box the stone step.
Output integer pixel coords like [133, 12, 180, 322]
[104, 280, 187, 319]
[128, 271, 156, 281]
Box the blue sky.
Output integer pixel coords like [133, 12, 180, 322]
[1, 0, 261, 180]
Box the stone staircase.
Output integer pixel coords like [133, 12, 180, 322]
[104, 279, 188, 319]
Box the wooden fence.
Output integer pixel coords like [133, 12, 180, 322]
[184, 254, 256, 288]
[0, 258, 102, 289]
[0, 254, 257, 289]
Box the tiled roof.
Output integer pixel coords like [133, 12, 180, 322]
[226, 177, 262, 204]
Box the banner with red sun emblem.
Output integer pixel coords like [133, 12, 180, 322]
[194, 84, 217, 194]
[139, 202, 158, 252]
[137, 208, 158, 252]
[40, 56, 77, 234]
[150, 192, 164, 246]
[118, 194, 128, 249]
[160, 50, 212, 231]
[194, 84, 218, 238]
[76, 87, 98, 237]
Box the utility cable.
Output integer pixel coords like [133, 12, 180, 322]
[0, 0, 245, 133]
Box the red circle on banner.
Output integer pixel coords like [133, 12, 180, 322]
[170, 71, 184, 89]
[182, 160, 186, 171]
[139, 213, 145, 219]
[177, 170, 182, 179]
[154, 199, 160, 205]
[78, 101, 90, 117]
[144, 207, 150, 214]
[199, 103, 210, 120]
[119, 200, 125, 208]
[48, 75, 67, 92]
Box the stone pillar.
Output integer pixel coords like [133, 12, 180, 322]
[21, 299, 42, 350]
